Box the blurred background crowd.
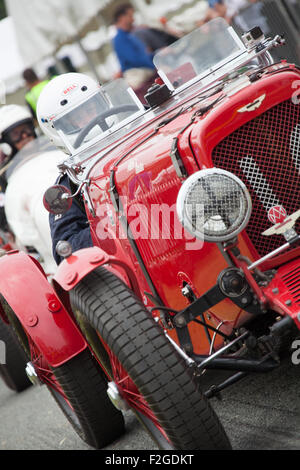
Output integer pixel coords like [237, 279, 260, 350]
[0, 0, 300, 109]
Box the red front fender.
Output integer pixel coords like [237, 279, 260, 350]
[53, 246, 138, 294]
[0, 251, 87, 367]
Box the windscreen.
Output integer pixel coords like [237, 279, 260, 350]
[153, 17, 245, 89]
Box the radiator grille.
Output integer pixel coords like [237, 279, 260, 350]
[212, 99, 300, 257]
[281, 265, 300, 304]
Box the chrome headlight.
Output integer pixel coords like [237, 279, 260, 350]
[176, 168, 252, 242]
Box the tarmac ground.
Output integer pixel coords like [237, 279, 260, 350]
[0, 354, 300, 451]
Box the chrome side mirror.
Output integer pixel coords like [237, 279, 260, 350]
[43, 185, 72, 215]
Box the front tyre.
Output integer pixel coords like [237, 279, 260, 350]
[1, 299, 125, 449]
[70, 267, 231, 450]
[49, 349, 125, 448]
[0, 319, 31, 392]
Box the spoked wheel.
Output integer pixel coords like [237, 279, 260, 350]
[70, 267, 231, 450]
[1, 299, 125, 449]
[0, 319, 31, 392]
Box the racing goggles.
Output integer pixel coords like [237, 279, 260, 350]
[6, 122, 35, 144]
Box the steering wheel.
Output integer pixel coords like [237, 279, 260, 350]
[74, 104, 139, 148]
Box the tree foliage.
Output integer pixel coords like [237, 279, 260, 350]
[0, 0, 7, 20]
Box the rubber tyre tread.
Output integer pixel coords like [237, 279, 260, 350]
[70, 267, 231, 450]
[0, 320, 31, 392]
[51, 348, 125, 449]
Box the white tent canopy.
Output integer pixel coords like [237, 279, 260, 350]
[0, 16, 88, 95]
[1, 0, 196, 95]
[5, 0, 112, 65]
[0, 16, 25, 94]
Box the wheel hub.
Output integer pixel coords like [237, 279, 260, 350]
[107, 381, 130, 411]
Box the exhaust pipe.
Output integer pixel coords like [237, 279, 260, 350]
[25, 362, 42, 386]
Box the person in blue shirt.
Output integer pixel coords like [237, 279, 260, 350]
[112, 4, 156, 74]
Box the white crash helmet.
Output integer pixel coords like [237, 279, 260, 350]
[37, 72, 105, 154]
[0, 105, 33, 141]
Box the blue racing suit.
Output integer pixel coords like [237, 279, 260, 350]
[49, 174, 93, 265]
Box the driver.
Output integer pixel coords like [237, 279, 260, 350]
[37, 73, 104, 264]
[0, 105, 36, 157]
[0, 105, 37, 232]
[37, 72, 110, 153]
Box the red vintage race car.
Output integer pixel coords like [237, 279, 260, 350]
[0, 18, 299, 450]
[0, 137, 64, 393]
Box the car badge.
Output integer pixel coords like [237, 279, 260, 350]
[267, 205, 287, 225]
[262, 208, 300, 237]
[238, 94, 266, 113]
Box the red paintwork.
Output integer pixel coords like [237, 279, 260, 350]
[53, 246, 140, 295]
[0, 251, 87, 367]
[53, 247, 110, 291]
[81, 65, 300, 353]
[262, 257, 300, 328]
